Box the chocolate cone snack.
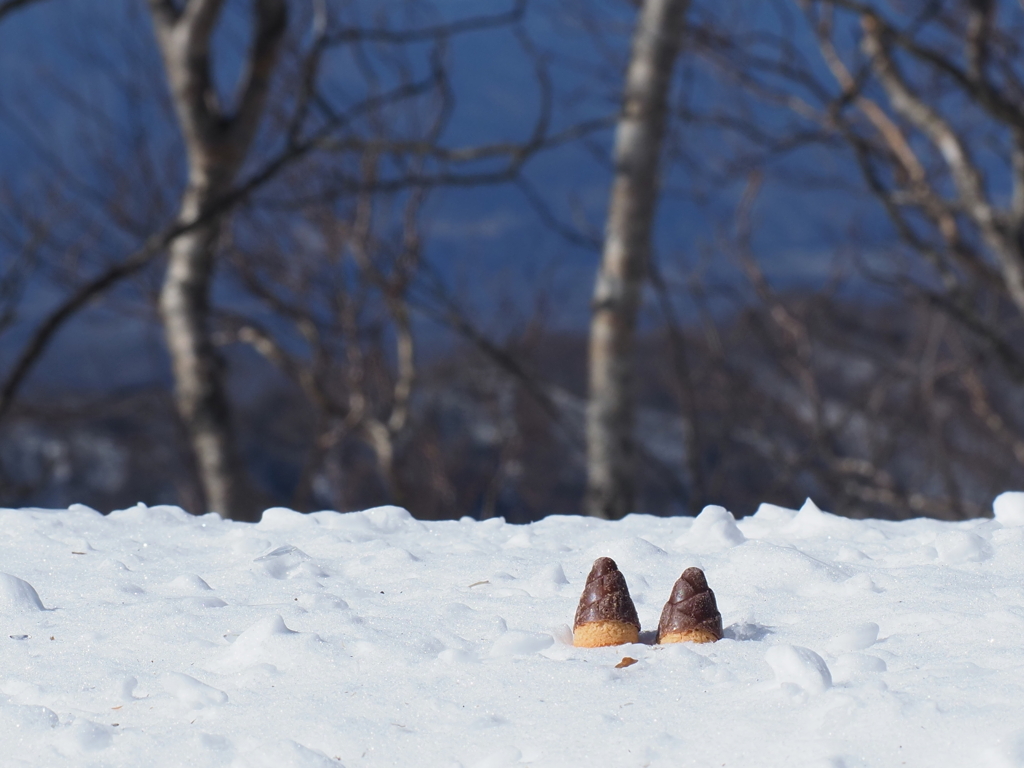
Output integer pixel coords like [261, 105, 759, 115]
[572, 557, 640, 648]
[656, 567, 722, 644]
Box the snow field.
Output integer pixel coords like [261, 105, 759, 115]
[2, 494, 1024, 766]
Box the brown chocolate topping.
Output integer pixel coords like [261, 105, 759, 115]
[657, 567, 723, 640]
[573, 557, 640, 630]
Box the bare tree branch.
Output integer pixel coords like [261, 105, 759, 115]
[0, 0, 49, 23]
[325, 0, 526, 47]
[861, 12, 1024, 317]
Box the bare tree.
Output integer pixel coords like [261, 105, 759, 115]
[638, 0, 1024, 517]
[586, 0, 690, 519]
[3, 0, 618, 521]
[220, 167, 425, 512]
[146, 0, 288, 520]
[692, 1, 1024, 387]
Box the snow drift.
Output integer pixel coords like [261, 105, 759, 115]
[3, 496, 1024, 766]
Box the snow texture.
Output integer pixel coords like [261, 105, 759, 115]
[2, 498, 1024, 766]
[0, 572, 46, 612]
[765, 644, 832, 694]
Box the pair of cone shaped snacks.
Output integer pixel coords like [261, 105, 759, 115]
[572, 557, 723, 648]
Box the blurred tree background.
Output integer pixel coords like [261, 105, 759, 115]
[1, 0, 1022, 522]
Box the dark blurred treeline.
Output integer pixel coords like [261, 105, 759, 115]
[5, 293, 1022, 520]
[1, 0, 1023, 521]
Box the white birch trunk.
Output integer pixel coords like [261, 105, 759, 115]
[585, 0, 689, 519]
[149, 0, 286, 520]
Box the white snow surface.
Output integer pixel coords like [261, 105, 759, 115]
[3, 498, 1024, 767]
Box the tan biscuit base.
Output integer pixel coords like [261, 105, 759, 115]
[573, 620, 639, 648]
[657, 628, 720, 645]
